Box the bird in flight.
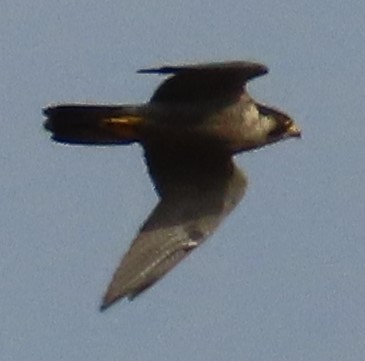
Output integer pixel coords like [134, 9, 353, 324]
[43, 60, 301, 311]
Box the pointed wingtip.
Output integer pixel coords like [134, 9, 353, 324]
[99, 301, 111, 312]
[99, 288, 140, 311]
[99, 288, 131, 311]
[99, 303, 108, 312]
[99, 294, 118, 312]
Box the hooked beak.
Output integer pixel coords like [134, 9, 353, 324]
[287, 122, 301, 138]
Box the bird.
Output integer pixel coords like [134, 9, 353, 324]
[43, 60, 301, 311]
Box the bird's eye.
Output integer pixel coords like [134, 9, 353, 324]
[284, 119, 292, 128]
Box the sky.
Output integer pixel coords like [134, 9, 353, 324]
[1, 1, 365, 360]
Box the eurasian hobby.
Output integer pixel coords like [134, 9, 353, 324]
[43, 60, 301, 310]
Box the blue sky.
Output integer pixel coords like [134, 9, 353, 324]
[2, 1, 365, 360]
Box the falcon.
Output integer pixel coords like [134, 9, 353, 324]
[43, 60, 301, 310]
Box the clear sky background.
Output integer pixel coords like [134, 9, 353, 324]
[2, 1, 365, 360]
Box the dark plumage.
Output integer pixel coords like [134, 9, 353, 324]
[43, 60, 301, 310]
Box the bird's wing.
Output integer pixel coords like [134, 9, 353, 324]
[101, 147, 247, 310]
[137, 61, 268, 103]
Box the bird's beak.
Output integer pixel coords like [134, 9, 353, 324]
[287, 122, 301, 138]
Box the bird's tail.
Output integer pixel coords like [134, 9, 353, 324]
[43, 104, 144, 145]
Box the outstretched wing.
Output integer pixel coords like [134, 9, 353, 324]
[138, 61, 268, 103]
[101, 145, 247, 310]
